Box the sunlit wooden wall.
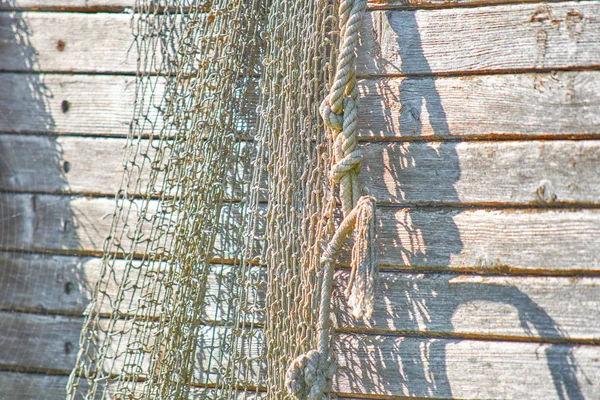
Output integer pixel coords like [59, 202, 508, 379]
[1, 0, 600, 398]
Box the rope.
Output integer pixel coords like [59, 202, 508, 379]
[285, 0, 377, 398]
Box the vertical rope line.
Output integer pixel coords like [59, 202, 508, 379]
[285, 0, 377, 398]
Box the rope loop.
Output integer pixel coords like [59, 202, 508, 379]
[319, 96, 343, 131]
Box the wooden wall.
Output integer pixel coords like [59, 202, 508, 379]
[1, 0, 600, 398]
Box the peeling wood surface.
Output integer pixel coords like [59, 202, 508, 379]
[2, 135, 600, 206]
[1, 193, 599, 272]
[2, 252, 600, 342]
[2, 3, 600, 74]
[2, 72, 600, 139]
[1, 311, 599, 399]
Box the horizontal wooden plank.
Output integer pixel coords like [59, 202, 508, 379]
[3, 135, 600, 206]
[2, 3, 599, 74]
[0, 1, 135, 12]
[1, 0, 573, 12]
[0, 372, 266, 400]
[361, 2, 600, 75]
[1, 193, 599, 272]
[1, 311, 599, 398]
[2, 252, 600, 341]
[334, 271, 600, 341]
[334, 333, 600, 398]
[0, 252, 263, 325]
[3, 71, 600, 139]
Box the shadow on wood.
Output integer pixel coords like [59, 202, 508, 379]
[0, 3, 89, 389]
[340, 11, 585, 399]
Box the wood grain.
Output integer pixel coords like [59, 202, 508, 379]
[1, 194, 599, 272]
[2, 0, 582, 12]
[3, 71, 600, 139]
[2, 3, 599, 74]
[360, 3, 600, 75]
[0, 372, 266, 400]
[2, 135, 599, 206]
[1, 311, 599, 399]
[2, 251, 600, 342]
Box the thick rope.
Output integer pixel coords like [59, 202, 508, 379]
[285, 0, 377, 398]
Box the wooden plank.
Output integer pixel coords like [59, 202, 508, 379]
[2, 252, 600, 341]
[0, 252, 263, 326]
[0, 311, 265, 386]
[0, 134, 250, 200]
[2, 3, 600, 74]
[334, 271, 600, 341]
[1, 311, 599, 399]
[0, 193, 248, 259]
[0, 74, 140, 136]
[0, 12, 137, 73]
[3, 71, 600, 139]
[0, 372, 266, 400]
[0, 1, 135, 12]
[1, 0, 576, 12]
[360, 72, 600, 139]
[333, 333, 600, 398]
[3, 135, 600, 206]
[360, 2, 600, 75]
[1, 193, 599, 272]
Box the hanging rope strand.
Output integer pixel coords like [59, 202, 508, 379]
[286, 0, 377, 397]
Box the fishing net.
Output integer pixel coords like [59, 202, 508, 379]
[65, 0, 376, 399]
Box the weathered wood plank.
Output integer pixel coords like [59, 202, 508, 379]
[2, 252, 600, 341]
[2, 0, 580, 12]
[0, 252, 263, 325]
[0, 1, 135, 12]
[333, 333, 600, 398]
[2, 135, 600, 206]
[1, 311, 599, 399]
[0, 193, 247, 259]
[0, 74, 139, 136]
[2, 3, 600, 74]
[0, 372, 266, 400]
[360, 3, 600, 75]
[334, 271, 600, 341]
[360, 72, 600, 139]
[0, 193, 599, 272]
[3, 71, 600, 138]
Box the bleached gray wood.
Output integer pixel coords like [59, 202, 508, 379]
[333, 333, 600, 398]
[2, 251, 600, 341]
[0, 372, 266, 400]
[1, 311, 599, 399]
[359, 2, 600, 75]
[2, 135, 600, 206]
[0, 0, 135, 12]
[0, 252, 263, 325]
[1, 193, 599, 272]
[3, 71, 600, 138]
[334, 271, 600, 341]
[0, 74, 140, 136]
[359, 72, 600, 139]
[2, 3, 600, 74]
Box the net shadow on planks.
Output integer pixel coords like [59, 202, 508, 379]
[0, 2, 90, 374]
[342, 11, 584, 399]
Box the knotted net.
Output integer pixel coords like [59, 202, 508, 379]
[65, 0, 376, 399]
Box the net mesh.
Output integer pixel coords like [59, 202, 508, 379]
[65, 0, 370, 398]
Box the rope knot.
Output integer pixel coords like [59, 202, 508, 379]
[285, 350, 335, 400]
[319, 96, 343, 131]
[329, 147, 362, 183]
